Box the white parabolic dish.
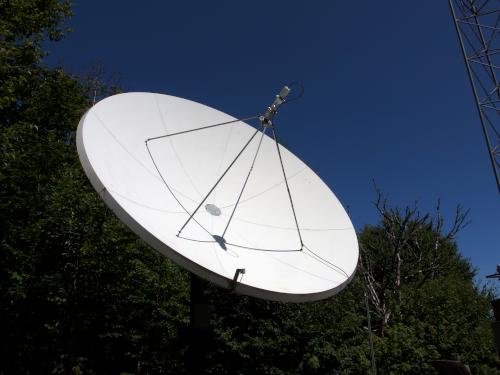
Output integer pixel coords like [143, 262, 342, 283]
[76, 92, 358, 302]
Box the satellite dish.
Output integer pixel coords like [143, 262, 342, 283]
[76, 91, 358, 302]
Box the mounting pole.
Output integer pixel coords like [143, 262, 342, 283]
[365, 293, 377, 375]
[487, 265, 500, 355]
[189, 275, 211, 374]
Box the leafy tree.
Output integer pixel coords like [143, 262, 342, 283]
[1, 1, 189, 374]
[0, 0, 72, 122]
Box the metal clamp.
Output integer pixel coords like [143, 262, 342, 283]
[230, 268, 246, 291]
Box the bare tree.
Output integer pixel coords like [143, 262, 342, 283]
[359, 185, 470, 335]
[84, 61, 121, 105]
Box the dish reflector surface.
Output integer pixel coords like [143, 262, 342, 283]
[77, 92, 358, 301]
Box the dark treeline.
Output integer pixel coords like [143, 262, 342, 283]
[1, 1, 498, 374]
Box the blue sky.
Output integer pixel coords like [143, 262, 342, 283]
[44, 1, 499, 281]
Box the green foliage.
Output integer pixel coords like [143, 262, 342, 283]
[1, 1, 498, 374]
[0, 0, 72, 119]
[0, 2, 188, 373]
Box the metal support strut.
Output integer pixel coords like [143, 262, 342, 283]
[177, 86, 303, 252]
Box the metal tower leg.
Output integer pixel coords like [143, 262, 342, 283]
[448, 0, 500, 194]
